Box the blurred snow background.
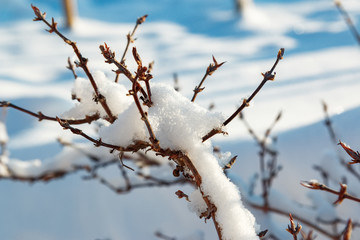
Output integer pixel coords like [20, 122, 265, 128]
[1, 0, 360, 239]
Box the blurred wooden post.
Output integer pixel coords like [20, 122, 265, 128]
[235, 0, 253, 14]
[63, 0, 75, 29]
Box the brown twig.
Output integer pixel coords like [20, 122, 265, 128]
[129, 74, 159, 149]
[58, 138, 101, 162]
[100, 43, 135, 81]
[31, 5, 116, 123]
[239, 112, 279, 156]
[154, 231, 176, 240]
[322, 101, 360, 180]
[0, 101, 100, 124]
[335, 1, 360, 45]
[132, 47, 153, 105]
[191, 56, 225, 102]
[90, 170, 186, 194]
[0, 164, 91, 182]
[317, 217, 360, 229]
[180, 155, 223, 240]
[240, 111, 281, 209]
[56, 117, 151, 152]
[115, 14, 148, 82]
[322, 101, 337, 143]
[343, 219, 352, 240]
[249, 202, 342, 240]
[121, 15, 148, 64]
[202, 48, 284, 142]
[99, 43, 149, 102]
[286, 213, 302, 240]
[300, 230, 316, 240]
[301, 180, 360, 204]
[338, 140, 360, 165]
[66, 57, 78, 79]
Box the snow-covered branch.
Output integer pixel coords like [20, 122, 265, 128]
[0, 5, 291, 240]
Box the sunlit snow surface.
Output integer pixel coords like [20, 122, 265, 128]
[1, 0, 360, 239]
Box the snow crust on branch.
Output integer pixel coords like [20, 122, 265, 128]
[62, 71, 132, 119]
[96, 78, 259, 239]
[2, 70, 260, 239]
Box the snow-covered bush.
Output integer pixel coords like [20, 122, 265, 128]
[0, 5, 286, 240]
[1, 2, 359, 240]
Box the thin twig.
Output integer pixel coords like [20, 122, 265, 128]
[0, 101, 100, 124]
[338, 140, 360, 165]
[99, 43, 149, 101]
[317, 218, 360, 229]
[322, 101, 360, 180]
[0, 164, 91, 182]
[343, 219, 352, 240]
[202, 48, 284, 142]
[286, 213, 302, 240]
[191, 56, 225, 102]
[249, 202, 342, 240]
[115, 14, 148, 82]
[66, 57, 78, 79]
[132, 47, 153, 105]
[155, 231, 176, 240]
[180, 155, 223, 240]
[223, 48, 284, 126]
[91, 171, 186, 194]
[129, 69, 159, 149]
[239, 111, 281, 209]
[301, 181, 360, 204]
[121, 15, 148, 64]
[56, 117, 151, 152]
[118, 154, 132, 190]
[31, 5, 116, 123]
[239, 112, 278, 156]
[300, 230, 316, 240]
[335, 1, 360, 45]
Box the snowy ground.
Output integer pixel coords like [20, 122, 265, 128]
[1, 0, 360, 239]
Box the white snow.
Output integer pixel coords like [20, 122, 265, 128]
[99, 103, 147, 146]
[1, 0, 360, 239]
[99, 81, 258, 239]
[63, 70, 132, 119]
[0, 121, 8, 145]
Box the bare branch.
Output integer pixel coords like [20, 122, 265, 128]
[66, 57, 78, 79]
[191, 56, 225, 102]
[120, 15, 148, 65]
[0, 101, 100, 124]
[301, 181, 360, 204]
[99, 43, 149, 101]
[202, 48, 285, 142]
[129, 75, 159, 149]
[249, 202, 342, 240]
[343, 219, 352, 240]
[56, 117, 151, 152]
[338, 140, 360, 164]
[155, 231, 176, 240]
[335, 1, 360, 45]
[322, 101, 360, 180]
[286, 213, 302, 240]
[31, 5, 116, 123]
